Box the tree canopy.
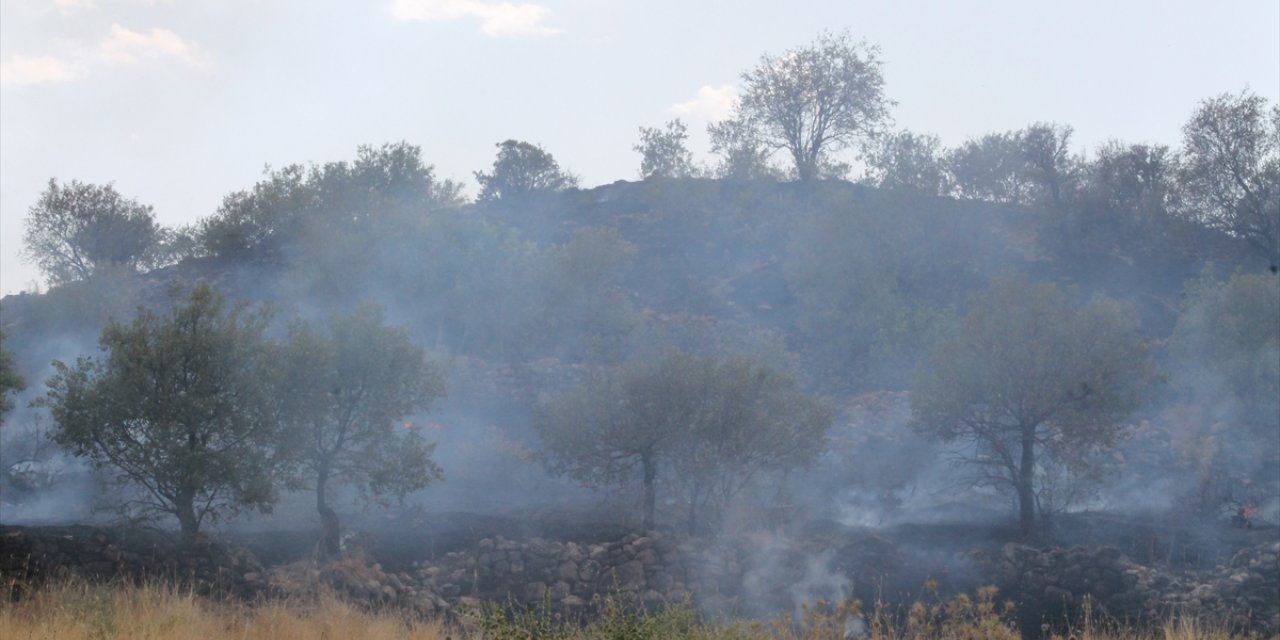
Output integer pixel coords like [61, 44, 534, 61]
[535, 350, 830, 531]
[911, 280, 1154, 537]
[45, 283, 281, 542]
[278, 305, 446, 555]
[737, 31, 890, 181]
[475, 139, 579, 202]
[1176, 90, 1280, 267]
[22, 179, 162, 285]
[635, 119, 700, 179]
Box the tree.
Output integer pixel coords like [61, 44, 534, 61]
[910, 280, 1153, 538]
[278, 306, 446, 556]
[0, 323, 25, 426]
[45, 283, 280, 543]
[1176, 90, 1280, 267]
[862, 130, 950, 196]
[1167, 270, 1280, 516]
[737, 31, 891, 181]
[22, 179, 161, 285]
[198, 142, 464, 261]
[946, 132, 1033, 204]
[635, 119, 700, 179]
[707, 118, 781, 180]
[535, 350, 830, 530]
[665, 355, 831, 532]
[946, 124, 1079, 207]
[1072, 142, 1181, 258]
[475, 139, 579, 202]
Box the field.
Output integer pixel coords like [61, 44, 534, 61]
[0, 579, 1250, 640]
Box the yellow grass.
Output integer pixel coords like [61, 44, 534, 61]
[0, 580, 450, 640]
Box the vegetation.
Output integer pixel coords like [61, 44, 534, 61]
[0, 324, 24, 425]
[476, 139, 580, 202]
[3, 30, 1277, 570]
[0, 580, 1248, 640]
[1176, 90, 1280, 267]
[44, 283, 282, 543]
[21, 179, 164, 285]
[910, 280, 1155, 537]
[735, 30, 890, 180]
[535, 350, 831, 531]
[278, 305, 447, 556]
[635, 119, 700, 179]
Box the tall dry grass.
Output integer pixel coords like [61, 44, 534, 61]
[0, 580, 451, 640]
[0, 579, 1255, 639]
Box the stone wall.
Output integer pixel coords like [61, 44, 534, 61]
[4, 523, 1276, 635]
[991, 542, 1279, 633]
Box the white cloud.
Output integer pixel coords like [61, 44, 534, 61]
[0, 55, 85, 87]
[390, 0, 560, 37]
[669, 84, 739, 121]
[99, 23, 210, 68]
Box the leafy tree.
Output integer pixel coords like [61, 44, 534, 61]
[475, 139, 579, 202]
[862, 130, 950, 196]
[946, 124, 1078, 207]
[666, 355, 831, 532]
[1176, 90, 1280, 267]
[278, 306, 446, 556]
[198, 143, 464, 262]
[1018, 122, 1079, 209]
[736, 31, 891, 181]
[707, 118, 781, 180]
[0, 323, 25, 426]
[535, 350, 830, 530]
[45, 283, 280, 543]
[1166, 270, 1279, 516]
[910, 280, 1153, 538]
[22, 179, 162, 285]
[635, 119, 700, 179]
[946, 132, 1032, 204]
[1071, 142, 1181, 258]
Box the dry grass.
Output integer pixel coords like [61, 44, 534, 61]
[0, 580, 1259, 640]
[0, 580, 451, 640]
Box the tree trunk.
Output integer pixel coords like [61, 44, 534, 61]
[175, 495, 200, 546]
[1017, 428, 1038, 540]
[641, 453, 656, 531]
[316, 468, 341, 557]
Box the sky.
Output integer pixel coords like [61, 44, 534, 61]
[1, 0, 1277, 295]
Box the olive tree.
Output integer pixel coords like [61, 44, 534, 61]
[911, 280, 1154, 538]
[22, 179, 162, 285]
[45, 283, 280, 543]
[736, 31, 891, 181]
[535, 350, 830, 531]
[278, 305, 446, 556]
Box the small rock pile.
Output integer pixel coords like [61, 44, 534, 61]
[991, 541, 1279, 634]
[265, 554, 451, 617]
[0, 524, 265, 598]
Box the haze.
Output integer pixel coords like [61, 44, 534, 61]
[1, 0, 1277, 294]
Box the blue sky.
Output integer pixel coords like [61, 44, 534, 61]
[2, 0, 1277, 294]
